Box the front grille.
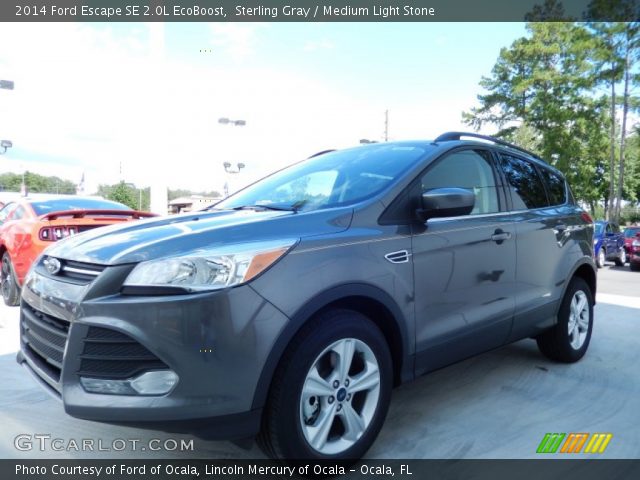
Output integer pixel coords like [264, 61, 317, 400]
[78, 327, 167, 379]
[59, 259, 105, 283]
[20, 304, 70, 386]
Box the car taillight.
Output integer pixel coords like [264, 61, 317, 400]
[39, 226, 79, 241]
[581, 211, 593, 223]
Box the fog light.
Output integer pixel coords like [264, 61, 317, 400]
[80, 370, 178, 396]
[80, 377, 137, 395]
[130, 370, 179, 395]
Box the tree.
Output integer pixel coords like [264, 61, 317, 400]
[587, 2, 640, 221]
[463, 21, 610, 209]
[0, 171, 76, 194]
[97, 181, 138, 210]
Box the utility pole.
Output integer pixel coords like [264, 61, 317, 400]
[384, 109, 389, 142]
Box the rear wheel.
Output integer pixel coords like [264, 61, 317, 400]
[631, 262, 640, 272]
[258, 309, 392, 460]
[1, 253, 20, 307]
[536, 277, 594, 363]
[614, 248, 626, 267]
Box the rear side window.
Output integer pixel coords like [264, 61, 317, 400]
[539, 168, 566, 206]
[499, 154, 549, 210]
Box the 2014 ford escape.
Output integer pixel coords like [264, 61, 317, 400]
[17, 132, 596, 460]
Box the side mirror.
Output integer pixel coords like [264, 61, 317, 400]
[417, 187, 475, 222]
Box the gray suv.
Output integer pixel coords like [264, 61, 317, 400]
[17, 132, 596, 460]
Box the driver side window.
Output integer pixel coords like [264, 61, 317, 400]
[420, 149, 499, 215]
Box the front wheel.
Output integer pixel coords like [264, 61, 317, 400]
[596, 248, 605, 268]
[258, 309, 392, 460]
[1, 253, 20, 307]
[536, 277, 594, 363]
[614, 248, 626, 267]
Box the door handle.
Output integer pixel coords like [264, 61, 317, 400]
[491, 229, 512, 244]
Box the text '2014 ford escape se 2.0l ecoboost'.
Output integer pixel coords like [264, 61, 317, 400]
[17, 132, 596, 460]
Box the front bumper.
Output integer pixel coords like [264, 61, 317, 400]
[17, 264, 289, 439]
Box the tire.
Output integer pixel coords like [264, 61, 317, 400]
[1, 253, 20, 307]
[614, 248, 626, 267]
[631, 262, 640, 272]
[258, 309, 392, 460]
[536, 277, 594, 363]
[596, 248, 605, 268]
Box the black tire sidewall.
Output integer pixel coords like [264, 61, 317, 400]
[270, 310, 393, 460]
[1, 253, 19, 306]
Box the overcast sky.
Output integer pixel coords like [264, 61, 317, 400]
[0, 22, 526, 195]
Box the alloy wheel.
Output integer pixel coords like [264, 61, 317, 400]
[567, 290, 590, 350]
[299, 338, 380, 455]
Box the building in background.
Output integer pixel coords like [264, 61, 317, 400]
[168, 194, 221, 214]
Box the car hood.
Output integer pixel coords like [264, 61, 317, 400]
[45, 207, 353, 265]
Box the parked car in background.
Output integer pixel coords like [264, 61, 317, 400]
[0, 194, 156, 306]
[593, 220, 626, 268]
[17, 133, 596, 461]
[629, 230, 640, 272]
[623, 226, 640, 259]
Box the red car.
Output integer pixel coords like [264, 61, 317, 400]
[623, 226, 640, 260]
[0, 195, 155, 306]
[628, 229, 640, 272]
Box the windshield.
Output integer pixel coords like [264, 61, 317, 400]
[30, 198, 131, 216]
[594, 223, 604, 235]
[624, 228, 640, 238]
[216, 144, 427, 212]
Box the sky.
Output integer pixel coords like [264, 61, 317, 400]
[0, 22, 526, 197]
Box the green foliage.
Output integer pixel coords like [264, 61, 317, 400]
[0, 171, 76, 194]
[463, 16, 640, 219]
[96, 182, 144, 211]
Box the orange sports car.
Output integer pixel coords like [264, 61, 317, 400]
[0, 194, 156, 306]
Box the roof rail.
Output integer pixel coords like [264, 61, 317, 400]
[307, 149, 336, 159]
[433, 131, 543, 161]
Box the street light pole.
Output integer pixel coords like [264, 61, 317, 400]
[219, 117, 246, 197]
[0, 140, 12, 155]
[1, 79, 14, 154]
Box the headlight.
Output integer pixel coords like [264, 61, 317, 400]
[123, 239, 297, 293]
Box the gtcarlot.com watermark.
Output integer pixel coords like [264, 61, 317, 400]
[14, 434, 194, 452]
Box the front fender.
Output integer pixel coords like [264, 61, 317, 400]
[249, 282, 413, 411]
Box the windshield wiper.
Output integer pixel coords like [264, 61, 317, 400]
[233, 200, 308, 213]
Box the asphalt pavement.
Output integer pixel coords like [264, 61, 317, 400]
[0, 263, 638, 459]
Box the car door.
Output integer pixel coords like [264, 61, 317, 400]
[411, 147, 516, 375]
[606, 223, 620, 255]
[497, 153, 570, 339]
